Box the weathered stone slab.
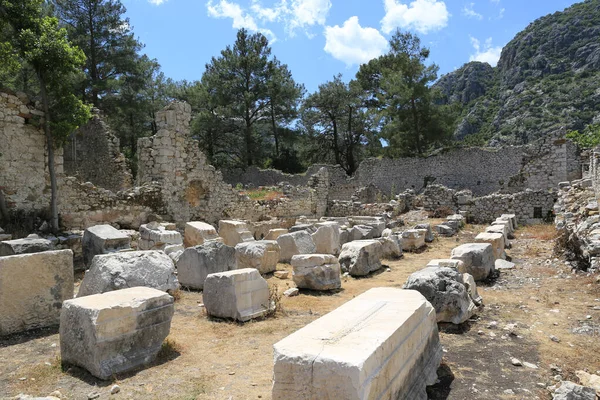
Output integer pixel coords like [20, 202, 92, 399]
[277, 231, 317, 263]
[404, 267, 476, 324]
[218, 220, 255, 247]
[402, 229, 426, 252]
[426, 259, 464, 270]
[184, 221, 221, 247]
[501, 214, 518, 230]
[414, 223, 434, 242]
[176, 241, 237, 289]
[0, 250, 74, 336]
[451, 243, 495, 281]
[78, 251, 179, 297]
[235, 240, 280, 274]
[272, 288, 443, 400]
[495, 259, 516, 270]
[462, 273, 482, 306]
[291, 254, 341, 291]
[60, 287, 174, 380]
[475, 232, 506, 260]
[435, 224, 455, 237]
[349, 216, 385, 238]
[348, 224, 374, 241]
[311, 222, 341, 255]
[446, 214, 465, 229]
[485, 225, 509, 242]
[378, 235, 403, 259]
[265, 228, 288, 241]
[289, 224, 317, 234]
[338, 239, 382, 276]
[138, 222, 182, 251]
[82, 225, 131, 266]
[203, 268, 270, 322]
[0, 236, 53, 256]
[492, 219, 514, 238]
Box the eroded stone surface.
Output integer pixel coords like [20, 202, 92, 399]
[311, 222, 341, 255]
[272, 288, 442, 400]
[176, 242, 237, 289]
[235, 240, 280, 274]
[60, 287, 174, 380]
[402, 229, 426, 252]
[338, 240, 382, 276]
[451, 243, 495, 281]
[291, 254, 341, 291]
[0, 236, 53, 256]
[218, 220, 255, 247]
[184, 221, 220, 247]
[82, 225, 131, 266]
[277, 231, 317, 263]
[475, 232, 506, 260]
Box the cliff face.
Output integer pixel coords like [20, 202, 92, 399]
[434, 0, 600, 145]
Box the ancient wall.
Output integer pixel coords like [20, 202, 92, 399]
[63, 109, 132, 192]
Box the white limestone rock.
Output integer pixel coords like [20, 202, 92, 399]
[348, 224, 374, 241]
[414, 223, 435, 242]
[176, 241, 237, 289]
[435, 224, 455, 237]
[289, 224, 317, 234]
[475, 232, 506, 260]
[501, 214, 518, 230]
[402, 229, 426, 252]
[82, 225, 131, 266]
[184, 221, 220, 247]
[272, 288, 443, 400]
[265, 228, 288, 241]
[495, 259, 516, 270]
[349, 216, 386, 238]
[60, 287, 174, 380]
[552, 381, 596, 400]
[427, 259, 464, 270]
[138, 222, 182, 251]
[485, 224, 509, 242]
[378, 235, 403, 259]
[276, 231, 317, 263]
[0, 236, 53, 256]
[78, 250, 179, 297]
[218, 220, 255, 247]
[338, 239, 383, 277]
[462, 272, 482, 306]
[203, 268, 270, 322]
[451, 243, 495, 281]
[446, 214, 465, 229]
[0, 250, 74, 336]
[291, 254, 341, 291]
[492, 219, 515, 238]
[404, 266, 477, 324]
[311, 222, 341, 255]
[235, 240, 280, 274]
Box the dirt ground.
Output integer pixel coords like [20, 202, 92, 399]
[2, 217, 600, 400]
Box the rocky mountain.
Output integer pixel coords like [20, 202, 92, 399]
[435, 0, 600, 145]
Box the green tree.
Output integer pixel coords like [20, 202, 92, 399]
[0, 0, 91, 232]
[566, 124, 600, 149]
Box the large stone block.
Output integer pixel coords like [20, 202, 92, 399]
[0, 236, 53, 256]
[501, 214, 518, 230]
[0, 250, 74, 336]
[218, 220, 255, 246]
[277, 231, 317, 263]
[203, 268, 270, 322]
[78, 251, 179, 297]
[485, 225, 509, 242]
[492, 218, 514, 236]
[475, 232, 506, 260]
[176, 241, 237, 289]
[404, 267, 476, 324]
[414, 223, 435, 242]
[265, 228, 288, 241]
[235, 240, 280, 274]
[348, 224, 374, 241]
[311, 222, 341, 255]
[451, 243, 495, 281]
[435, 224, 455, 237]
[82, 225, 131, 266]
[378, 235, 403, 259]
[184, 221, 220, 247]
[291, 254, 341, 291]
[138, 222, 183, 251]
[338, 240, 383, 277]
[60, 287, 174, 380]
[349, 216, 386, 238]
[272, 288, 443, 400]
[402, 229, 426, 252]
[446, 214, 465, 229]
[426, 259, 464, 270]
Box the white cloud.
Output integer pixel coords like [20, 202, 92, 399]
[462, 3, 482, 20]
[324, 16, 388, 66]
[148, 0, 167, 5]
[207, 0, 276, 41]
[498, 7, 505, 18]
[288, 0, 332, 33]
[381, 0, 450, 35]
[250, 0, 283, 22]
[469, 36, 502, 66]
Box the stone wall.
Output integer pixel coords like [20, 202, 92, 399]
[63, 109, 132, 192]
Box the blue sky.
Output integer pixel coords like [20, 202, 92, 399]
[122, 0, 581, 93]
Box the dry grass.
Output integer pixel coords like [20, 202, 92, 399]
[519, 223, 559, 241]
[241, 188, 285, 201]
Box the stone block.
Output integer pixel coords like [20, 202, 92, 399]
[291, 254, 341, 291]
[348, 224, 374, 241]
[272, 288, 442, 400]
[218, 220, 255, 247]
[349, 216, 385, 237]
[446, 214, 465, 229]
[289, 224, 317, 234]
[138, 222, 182, 251]
[184, 221, 221, 247]
[495, 259, 516, 270]
[60, 287, 174, 380]
[0, 236, 53, 256]
[277, 231, 317, 263]
[378, 235, 403, 259]
[414, 223, 434, 242]
[401, 229, 426, 252]
[235, 240, 280, 274]
[0, 250, 74, 336]
[203, 268, 270, 322]
[485, 225, 509, 242]
[265, 228, 288, 241]
[78, 251, 179, 297]
[475, 232, 506, 260]
[426, 259, 464, 270]
[501, 214, 518, 230]
[338, 239, 383, 277]
[176, 241, 237, 289]
[435, 224, 455, 237]
[451, 243, 495, 281]
[492, 219, 514, 236]
[311, 222, 341, 255]
[462, 273, 482, 306]
[404, 267, 476, 324]
[82, 225, 131, 266]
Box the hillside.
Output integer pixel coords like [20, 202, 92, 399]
[435, 0, 600, 145]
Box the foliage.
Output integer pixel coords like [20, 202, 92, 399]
[566, 124, 600, 149]
[241, 188, 285, 201]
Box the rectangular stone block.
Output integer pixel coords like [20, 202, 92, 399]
[402, 229, 426, 251]
[138, 222, 182, 250]
[184, 221, 220, 247]
[485, 225, 509, 242]
[82, 224, 131, 266]
[451, 243, 495, 281]
[218, 220, 255, 247]
[203, 268, 270, 322]
[475, 232, 506, 260]
[0, 236, 53, 256]
[60, 287, 174, 380]
[0, 250, 74, 336]
[501, 214, 518, 230]
[272, 288, 442, 400]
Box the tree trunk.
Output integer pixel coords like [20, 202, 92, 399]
[38, 72, 59, 233]
[331, 118, 342, 167]
[271, 105, 279, 158]
[410, 97, 422, 155]
[346, 106, 356, 174]
[88, 5, 99, 106]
